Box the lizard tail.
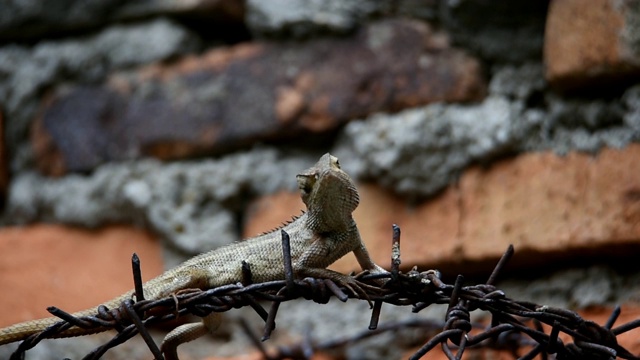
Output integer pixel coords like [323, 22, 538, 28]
[0, 292, 132, 346]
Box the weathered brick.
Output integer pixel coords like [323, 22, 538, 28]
[243, 190, 305, 239]
[0, 225, 163, 327]
[33, 19, 486, 175]
[461, 145, 640, 265]
[544, 0, 640, 91]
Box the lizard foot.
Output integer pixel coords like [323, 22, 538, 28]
[296, 268, 383, 307]
[331, 275, 380, 308]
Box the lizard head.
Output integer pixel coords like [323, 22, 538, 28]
[296, 153, 360, 231]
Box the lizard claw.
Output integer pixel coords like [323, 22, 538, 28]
[354, 267, 391, 287]
[332, 275, 380, 308]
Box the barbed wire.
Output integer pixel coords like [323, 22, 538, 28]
[7, 225, 640, 360]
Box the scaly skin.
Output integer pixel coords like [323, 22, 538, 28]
[0, 153, 385, 357]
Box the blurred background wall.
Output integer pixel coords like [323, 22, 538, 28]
[0, 0, 639, 359]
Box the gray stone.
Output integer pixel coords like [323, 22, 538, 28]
[620, 271, 640, 304]
[440, 0, 548, 63]
[489, 63, 546, 101]
[246, 0, 394, 38]
[499, 265, 624, 309]
[520, 94, 633, 155]
[334, 95, 529, 198]
[623, 84, 640, 132]
[0, 18, 201, 172]
[3, 147, 314, 254]
[621, 4, 640, 56]
[95, 18, 201, 68]
[571, 267, 618, 308]
[269, 298, 447, 360]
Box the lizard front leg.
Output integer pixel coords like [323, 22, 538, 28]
[353, 240, 387, 277]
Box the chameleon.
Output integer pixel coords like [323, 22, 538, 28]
[0, 153, 386, 359]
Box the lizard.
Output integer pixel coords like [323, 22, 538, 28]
[0, 153, 387, 359]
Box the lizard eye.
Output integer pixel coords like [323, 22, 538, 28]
[329, 155, 341, 169]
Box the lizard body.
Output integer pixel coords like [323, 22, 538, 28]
[0, 153, 385, 357]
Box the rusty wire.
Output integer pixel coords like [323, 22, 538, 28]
[7, 225, 640, 360]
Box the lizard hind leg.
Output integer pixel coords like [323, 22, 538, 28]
[161, 312, 222, 360]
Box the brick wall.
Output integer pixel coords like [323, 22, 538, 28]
[0, 1, 639, 359]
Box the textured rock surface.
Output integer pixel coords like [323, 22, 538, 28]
[488, 62, 546, 100]
[624, 84, 640, 133]
[32, 19, 485, 174]
[0, 18, 201, 172]
[246, 0, 394, 38]
[335, 96, 531, 197]
[545, 0, 640, 90]
[499, 265, 640, 309]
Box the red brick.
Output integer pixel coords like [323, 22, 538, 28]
[339, 184, 461, 274]
[544, 0, 640, 90]
[243, 191, 305, 238]
[461, 145, 640, 265]
[0, 225, 163, 327]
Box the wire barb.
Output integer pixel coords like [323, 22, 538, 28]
[122, 299, 162, 360]
[391, 224, 401, 280]
[132, 253, 145, 302]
